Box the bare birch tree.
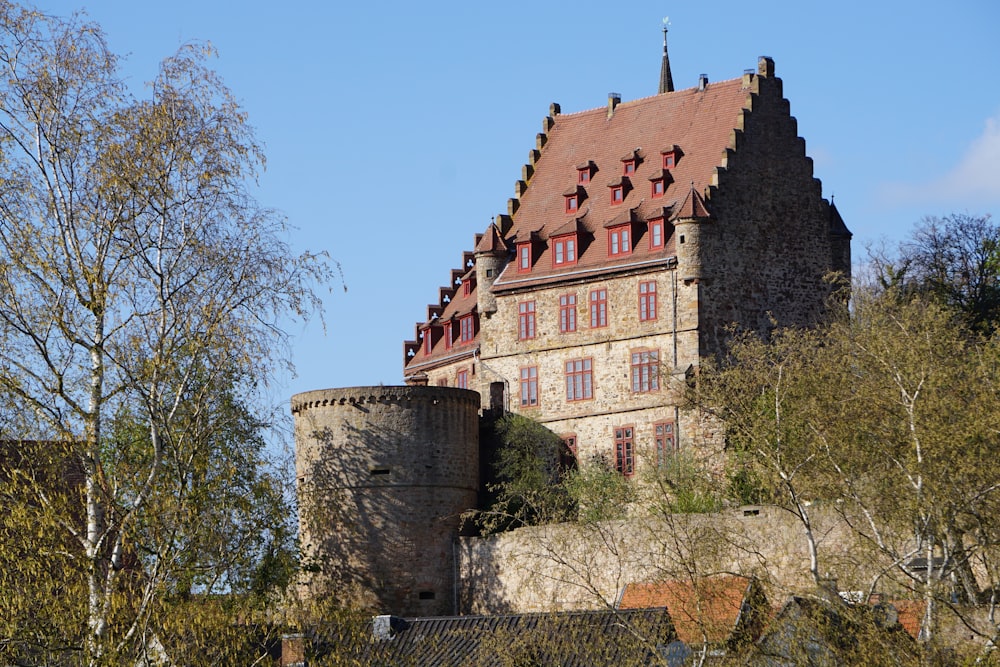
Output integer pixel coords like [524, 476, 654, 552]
[0, 5, 327, 665]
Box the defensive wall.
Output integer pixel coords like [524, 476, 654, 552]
[456, 504, 890, 615]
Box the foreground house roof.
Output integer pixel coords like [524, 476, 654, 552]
[618, 575, 766, 648]
[308, 608, 675, 667]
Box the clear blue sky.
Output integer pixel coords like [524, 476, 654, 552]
[37, 0, 1000, 402]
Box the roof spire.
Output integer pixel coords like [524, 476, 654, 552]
[659, 17, 674, 94]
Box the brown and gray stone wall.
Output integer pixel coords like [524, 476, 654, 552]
[697, 63, 848, 355]
[477, 265, 706, 471]
[292, 386, 479, 616]
[457, 505, 882, 615]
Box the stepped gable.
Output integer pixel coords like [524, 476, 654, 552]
[492, 77, 750, 291]
[404, 247, 480, 372]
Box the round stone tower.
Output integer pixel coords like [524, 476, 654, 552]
[292, 385, 479, 617]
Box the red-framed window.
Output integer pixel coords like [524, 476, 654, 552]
[639, 281, 657, 321]
[520, 366, 538, 407]
[460, 314, 475, 343]
[631, 350, 660, 393]
[422, 330, 432, 355]
[518, 301, 536, 340]
[623, 159, 635, 176]
[589, 289, 607, 328]
[442, 321, 453, 350]
[559, 293, 577, 333]
[651, 178, 665, 198]
[578, 168, 590, 184]
[649, 219, 665, 250]
[662, 152, 676, 169]
[565, 194, 578, 214]
[456, 368, 469, 389]
[565, 358, 593, 401]
[655, 421, 676, 467]
[615, 426, 635, 477]
[553, 235, 577, 266]
[609, 226, 631, 256]
[611, 185, 624, 205]
[462, 278, 472, 297]
[517, 242, 531, 273]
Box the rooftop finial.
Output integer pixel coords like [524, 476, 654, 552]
[659, 17, 674, 94]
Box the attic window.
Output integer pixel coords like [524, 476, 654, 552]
[553, 234, 577, 267]
[565, 194, 578, 214]
[578, 168, 590, 184]
[517, 242, 532, 273]
[651, 178, 665, 198]
[608, 225, 631, 256]
[649, 218, 665, 250]
[610, 185, 624, 205]
[661, 147, 680, 169]
[622, 159, 635, 176]
[442, 321, 453, 350]
[462, 278, 472, 297]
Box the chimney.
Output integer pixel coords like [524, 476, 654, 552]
[698, 73, 708, 91]
[373, 615, 410, 641]
[758, 56, 775, 77]
[607, 92, 621, 119]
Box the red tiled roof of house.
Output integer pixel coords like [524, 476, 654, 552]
[618, 574, 753, 645]
[892, 600, 925, 640]
[493, 78, 750, 292]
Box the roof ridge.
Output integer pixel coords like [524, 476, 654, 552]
[555, 75, 747, 118]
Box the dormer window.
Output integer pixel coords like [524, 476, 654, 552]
[608, 225, 631, 256]
[423, 329, 432, 355]
[661, 145, 681, 170]
[611, 185, 624, 205]
[578, 169, 590, 184]
[462, 277, 473, 297]
[651, 178, 665, 198]
[442, 321, 453, 350]
[622, 159, 635, 176]
[517, 242, 532, 273]
[460, 314, 475, 343]
[649, 218, 665, 250]
[565, 194, 578, 214]
[552, 234, 577, 267]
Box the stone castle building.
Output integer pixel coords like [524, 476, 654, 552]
[294, 37, 850, 617]
[401, 48, 850, 477]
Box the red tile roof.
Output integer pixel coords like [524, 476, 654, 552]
[618, 574, 754, 645]
[493, 78, 749, 292]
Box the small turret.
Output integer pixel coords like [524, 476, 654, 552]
[673, 184, 713, 283]
[474, 222, 509, 316]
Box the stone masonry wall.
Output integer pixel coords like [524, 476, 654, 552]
[477, 265, 707, 471]
[698, 71, 839, 355]
[292, 386, 479, 617]
[457, 504, 885, 615]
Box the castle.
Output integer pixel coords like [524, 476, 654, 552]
[293, 35, 850, 619]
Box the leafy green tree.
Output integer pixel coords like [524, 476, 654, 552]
[473, 413, 575, 533]
[697, 286, 1000, 656]
[0, 4, 328, 665]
